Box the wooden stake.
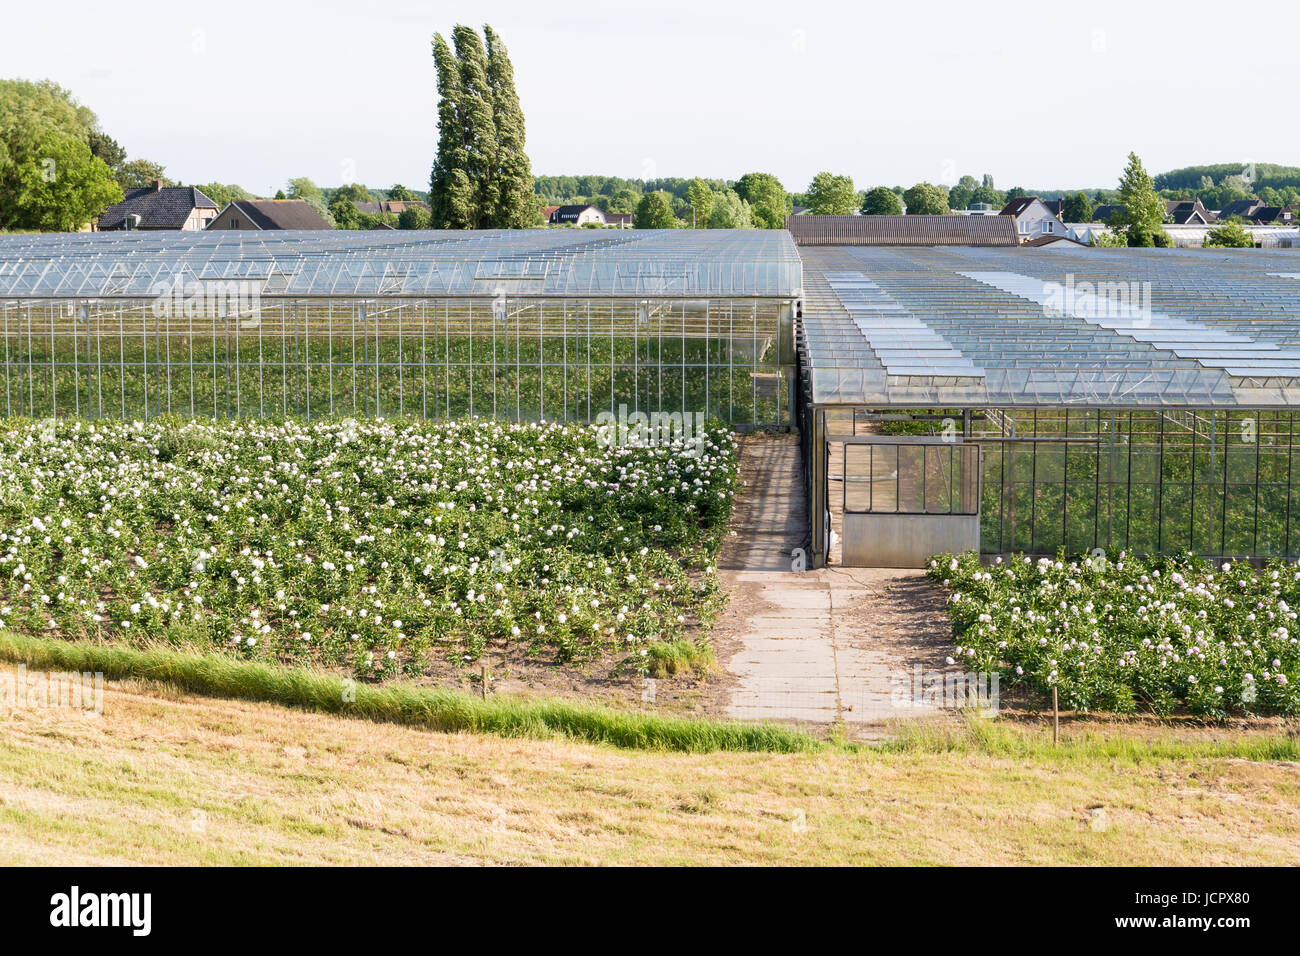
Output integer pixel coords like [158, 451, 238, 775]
[480, 664, 488, 700]
[1052, 686, 1059, 745]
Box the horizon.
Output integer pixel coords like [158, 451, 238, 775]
[3, 0, 1298, 196]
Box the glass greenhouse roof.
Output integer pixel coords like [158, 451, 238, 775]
[0, 229, 802, 299]
[800, 245, 1300, 409]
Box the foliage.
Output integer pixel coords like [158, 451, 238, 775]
[684, 177, 715, 228]
[1061, 191, 1092, 222]
[861, 186, 902, 215]
[0, 78, 121, 230]
[902, 182, 948, 215]
[929, 551, 1300, 717]
[805, 171, 856, 215]
[430, 24, 534, 228]
[733, 172, 791, 228]
[708, 189, 752, 228]
[0, 417, 739, 680]
[398, 205, 432, 229]
[1203, 220, 1255, 248]
[634, 190, 678, 229]
[286, 177, 336, 227]
[115, 158, 170, 191]
[195, 182, 253, 208]
[1112, 152, 1170, 247]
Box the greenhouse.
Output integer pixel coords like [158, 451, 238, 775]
[0, 229, 802, 427]
[4, 228, 1300, 568]
[796, 243, 1300, 566]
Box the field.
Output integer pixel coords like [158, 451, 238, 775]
[1, 677, 1297, 865]
[931, 550, 1300, 716]
[0, 416, 739, 684]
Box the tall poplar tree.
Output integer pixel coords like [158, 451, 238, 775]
[431, 24, 534, 229]
[484, 26, 536, 228]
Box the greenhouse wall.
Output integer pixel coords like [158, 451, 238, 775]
[975, 408, 1300, 560]
[0, 296, 795, 429]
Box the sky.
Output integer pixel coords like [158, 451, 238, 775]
[5, 0, 1298, 196]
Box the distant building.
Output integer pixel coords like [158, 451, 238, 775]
[1217, 199, 1264, 221]
[1090, 203, 1124, 223]
[1165, 199, 1214, 224]
[550, 204, 606, 226]
[961, 202, 996, 215]
[541, 205, 561, 223]
[604, 212, 632, 229]
[97, 181, 218, 231]
[1249, 206, 1292, 224]
[353, 199, 430, 216]
[785, 214, 1019, 246]
[999, 196, 1068, 242]
[207, 199, 332, 230]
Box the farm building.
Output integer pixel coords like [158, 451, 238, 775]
[2, 226, 1300, 568]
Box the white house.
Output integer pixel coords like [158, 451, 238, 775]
[999, 196, 1068, 243]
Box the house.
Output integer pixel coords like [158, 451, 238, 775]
[1249, 206, 1292, 224]
[206, 199, 333, 230]
[961, 202, 997, 215]
[604, 213, 632, 229]
[352, 199, 430, 216]
[550, 204, 606, 226]
[999, 196, 1069, 242]
[97, 181, 218, 231]
[1165, 199, 1214, 225]
[1090, 203, 1124, 222]
[1217, 199, 1263, 221]
[541, 205, 560, 223]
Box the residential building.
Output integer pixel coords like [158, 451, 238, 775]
[1165, 199, 1214, 225]
[207, 199, 333, 230]
[999, 196, 1068, 242]
[550, 204, 606, 226]
[97, 181, 218, 231]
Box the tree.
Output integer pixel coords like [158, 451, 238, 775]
[861, 186, 902, 215]
[605, 187, 640, 215]
[734, 172, 791, 228]
[1113, 152, 1170, 247]
[287, 177, 336, 227]
[484, 25, 535, 227]
[947, 183, 973, 211]
[1062, 191, 1092, 223]
[87, 130, 125, 171]
[684, 177, 715, 228]
[388, 184, 416, 201]
[398, 205, 432, 229]
[634, 191, 677, 229]
[197, 183, 253, 208]
[430, 25, 534, 228]
[0, 78, 122, 230]
[902, 182, 949, 215]
[430, 34, 475, 228]
[1203, 220, 1254, 248]
[1005, 186, 1028, 202]
[10, 134, 121, 230]
[708, 189, 752, 228]
[981, 174, 995, 189]
[115, 158, 170, 190]
[805, 171, 856, 215]
[969, 184, 1004, 208]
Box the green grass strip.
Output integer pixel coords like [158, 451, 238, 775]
[0, 632, 820, 754]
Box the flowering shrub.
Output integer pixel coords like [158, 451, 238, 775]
[0, 417, 738, 679]
[927, 551, 1300, 717]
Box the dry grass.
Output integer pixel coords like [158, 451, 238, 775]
[2, 678, 1298, 865]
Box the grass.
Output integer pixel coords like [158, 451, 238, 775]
[0, 631, 816, 754]
[2, 676, 1299, 864]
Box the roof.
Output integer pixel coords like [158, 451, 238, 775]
[1219, 199, 1262, 219]
[1091, 204, 1124, 221]
[552, 204, 599, 221]
[1021, 234, 1089, 247]
[214, 199, 332, 230]
[999, 196, 1045, 218]
[1165, 199, 1214, 225]
[354, 200, 430, 216]
[1251, 206, 1287, 223]
[786, 215, 1018, 246]
[798, 244, 1300, 409]
[97, 185, 218, 230]
[0, 229, 802, 299]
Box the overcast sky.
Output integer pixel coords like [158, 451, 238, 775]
[6, 0, 1298, 195]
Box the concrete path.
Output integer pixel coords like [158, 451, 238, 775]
[718, 436, 957, 728]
